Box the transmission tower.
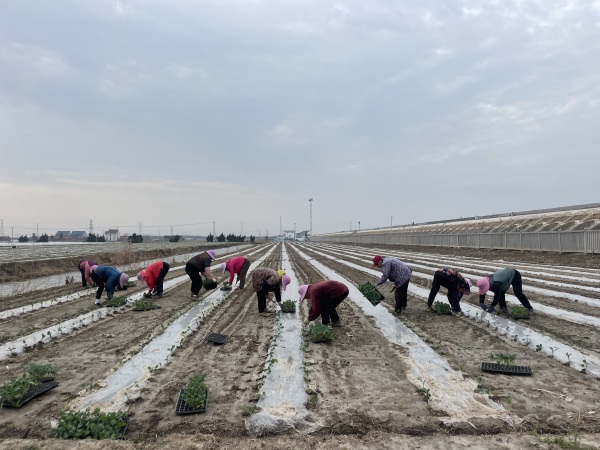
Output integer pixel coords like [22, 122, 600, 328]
[89, 219, 94, 234]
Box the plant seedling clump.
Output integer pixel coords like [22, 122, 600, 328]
[433, 301, 452, 314]
[203, 279, 218, 290]
[105, 296, 127, 307]
[358, 282, 384, 306]
[220, 282, 232, 291]
[510, 306, 529, 316]
[132, 299, 157, 311]
[308, 323, 334, 343]
[281, 300, 296, 313]
[182, 374, 208, 410]
[491, 353, 517, 368]
[52, 408, 127, 440]
[0, 363, 57, 407]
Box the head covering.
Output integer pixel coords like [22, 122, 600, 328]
[281, 275, 291, 291]
[207, 250, 216, 260]
[90, 265, 99, 273]
[137, 270, 145, 282]
[119, 273, 129, 288]
[464, 278, 473, 295]
[277, 269, 286, 279]
[477, 277, 490, 295]
[218, 262, 227, 273]
[372, 256, 383, 268]
[298, 285, 309, 302]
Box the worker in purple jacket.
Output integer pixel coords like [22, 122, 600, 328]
[77, 259, 97, 288]
[372, 255, 412, 315]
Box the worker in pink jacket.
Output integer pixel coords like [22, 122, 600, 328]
[219, 255, 252, 289]
[78, 259, 97, 288]
[137, 260, 170, 298]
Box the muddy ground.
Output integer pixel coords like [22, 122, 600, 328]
[0, 242, 599, 449]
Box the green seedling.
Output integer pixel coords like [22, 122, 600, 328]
[182, 375, 208, 409]
[220, 281, 232, 291]
[105, 296, 127, 307]
[242, 404, 257, 416]
[357, 282, 384, 306]
[52, 408, 127, 440]
[549, 346, 558, 357]
[308, 323, 334, 343]
[132, 299, 156, 311]
[581, 359, 588, 373]
[490, 353, 516, 367]
[535, 344, 543, 352]
[280, 300, 296, 313]
[509, 306, 529, 316]
[0, 363, 57, 407]
[433, 301, 451, 314]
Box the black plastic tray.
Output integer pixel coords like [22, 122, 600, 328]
[1, 381, 59, 408]
[511, 315, 530, 320]
[205, 333, 228, 345]
[175, 388, 209, 415]
[481, 362, 532, 376]
[203, 281, 218, 290]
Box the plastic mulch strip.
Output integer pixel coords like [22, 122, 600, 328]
[132, 305, 161, 312]
[480, 362, 532, 376]
[175, 388, 209, 415]
[205, 333, 228, 345]
[1, 381, 59, 408]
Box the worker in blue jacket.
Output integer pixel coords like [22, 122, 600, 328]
[90, 265, 129, 307]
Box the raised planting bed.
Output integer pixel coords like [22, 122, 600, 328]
[357, 282, 384, 306]
[432, 301, 452, 315]
[510, 306, 530, 320]
[203, 279, 218, 290]
[220, 282, 232, 291]
[0, 363, 59, 408]
[105, 296, 127, 307]
[307, 323, 334, 343]
[205, 333, 229, 345]
[175, 375, 209, 415]
[280, 300, 296, 313]
[52, 409, 129, 440]
[132, 300, 161, 311]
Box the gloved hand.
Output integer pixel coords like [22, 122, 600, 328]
[143, 292, 153, 299]
[212, 278, 217, 282]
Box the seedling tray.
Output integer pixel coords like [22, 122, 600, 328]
[205, 333, 229, 345]
[1, 381, 59, 408]
[132, 305, 161, 312]
[511, 315, 530, 320]
[436, 310, 452, 315]
[481, 362, 532, 376]
[175, 388, 209, 415]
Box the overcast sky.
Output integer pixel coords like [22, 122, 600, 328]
[1, 0, 599, 237]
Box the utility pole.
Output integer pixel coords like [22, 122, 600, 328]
[213, 222, 216, 240]
[309, 197, 313, 236]
[279, 216, 282, 236]
[294, 222, 296, 240]
[37, 223, 39, 236]
[391, 216, 393, 227]
[89, 219, 93, 234]
[358, 221, 361, 230]
[241, 221, 243, 235]
[0, 219, 3, 237]
[139, 222, 142, 235]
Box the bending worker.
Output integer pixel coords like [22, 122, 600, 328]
[477, 268, 534, 315]
[299, 280, 349, 327]
[251, 268, 290, 313]
[138, 260, 171, 298]
[219, 255, 252, 289]
[90, 265, 129, 307]
[372, 255, 412, 315]
[186, 250, 217, 299]
[427, 267, 472, 316]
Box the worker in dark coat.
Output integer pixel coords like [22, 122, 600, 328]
[372, 255, 412, 315]
[251, 268, 290, 312]
[90, 265, 129, 307]
[186, 250, 217, 299]
[427, 268, 472, 316]
[299, 280, 349, 327]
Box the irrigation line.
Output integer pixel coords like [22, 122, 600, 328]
[290, 244, 518, 427]
[71, 245, 278, 412]
[299, 245, 600, 378]
[245, 243, 319, 436]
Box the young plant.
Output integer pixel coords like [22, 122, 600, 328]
[182, 375, 208, 410]
[535, 344, 543, 352]
[26, 363, 57, 383]
[509, 306, 529, 316]
[52, 408, 127, 440]
[132, 299, 156, 311]
[220, 281, 232, 291]
[280, 300, 296, 313]
[491, 353, 516, 368]
[0, 363, 57, 407]
[357, 282, 384, 306]
[308, 323, 334, 343]
[581, 359, 589, 373]
[433, 301, 451, 314]
[105, 296, 127, 307]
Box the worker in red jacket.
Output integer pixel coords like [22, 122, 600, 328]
[137, 260, 170, 298]
[219, 255, 252, 289]
[298, 280, 349, 327]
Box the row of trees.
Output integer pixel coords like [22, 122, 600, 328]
[205, 233, 255, 243]
[18, 233, 49, 243]
[85, 234, 106, 242]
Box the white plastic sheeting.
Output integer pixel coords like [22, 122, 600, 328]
[302, 244, 600, 378]
[291, 245, 518, 427]
[245, 243, 321, 436]
[71, 245, 277, 412]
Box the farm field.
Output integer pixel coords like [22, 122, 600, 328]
[1, 242, 599, 449]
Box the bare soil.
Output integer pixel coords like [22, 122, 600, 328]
[1, 242, 599, 449]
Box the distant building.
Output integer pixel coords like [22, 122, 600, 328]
[70, 231, 88, 241]
[55, 231, 71, 240]
[104, 229, 120, 242]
